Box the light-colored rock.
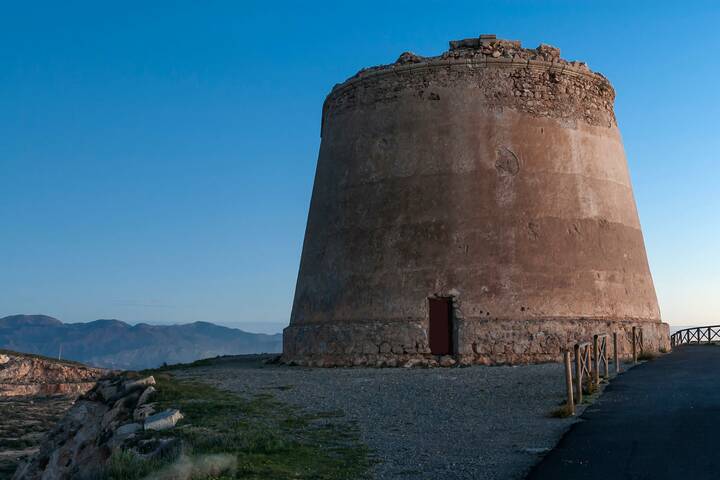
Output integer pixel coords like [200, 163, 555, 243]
[11, 400, 109, 480]
[403, 359, 423, 368]
[115, 422, 142, 437]
[113, 390, 141, 410]
[107, 423, 142, 450]
[439, 356, 456, 367]
[97, 383, 120, 402]
[137, 385, 156, 406]
[12, 372, 173, 479]
[123, 376, 156, 393]
[101, 405, 123, 430]
[144, 409, 184, 431]
[133, 403, 156, 422]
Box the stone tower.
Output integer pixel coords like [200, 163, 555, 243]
[283, 35, 669, 367]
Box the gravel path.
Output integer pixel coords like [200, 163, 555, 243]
[174, 358, 578, 480]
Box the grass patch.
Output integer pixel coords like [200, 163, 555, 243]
[157, 357, 220, 370]
[576, 380, 599, 404]
[583, 381, 597, 396]
[638, 351, 658, 361]
[550, 404, 575, 418]
[152, 354, 277, 372]
[105, 450, 167, 479]
[108, 371, 372, 480]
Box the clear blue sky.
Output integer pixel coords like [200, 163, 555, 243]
[1, 1, 718, 333]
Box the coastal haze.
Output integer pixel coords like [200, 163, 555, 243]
[0, 315, 282, 370]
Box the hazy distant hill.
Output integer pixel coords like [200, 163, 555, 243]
[0, 315, 282, 370]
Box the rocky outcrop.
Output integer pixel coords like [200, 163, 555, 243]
[0, 351, 106, 476]
[0, 350, 105, 397]
[0, 396, 76, 478]
[13, 374, 184, 480]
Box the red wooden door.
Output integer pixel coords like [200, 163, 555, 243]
[429, 297, 452, 355]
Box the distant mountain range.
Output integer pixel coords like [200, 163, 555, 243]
[0, 315, 283, 370]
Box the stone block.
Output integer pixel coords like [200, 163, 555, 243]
[144, 409, 184, 431]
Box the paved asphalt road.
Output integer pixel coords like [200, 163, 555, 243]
[528, 345, 720, 480]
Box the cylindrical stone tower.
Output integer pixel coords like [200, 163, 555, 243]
[284, 35, 669, 367]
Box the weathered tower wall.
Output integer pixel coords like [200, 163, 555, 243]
[284, 36, 669, 367]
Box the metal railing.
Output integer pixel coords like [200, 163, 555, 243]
[562, 328, 643, 416]
[671, 325, 720, 347]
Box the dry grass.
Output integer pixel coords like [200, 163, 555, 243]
[638, 351, 658, 361]
[549, 404, 575, 418]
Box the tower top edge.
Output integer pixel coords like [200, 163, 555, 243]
[328, 36, 611, 99]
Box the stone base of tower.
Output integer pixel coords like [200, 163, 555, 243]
[281, 318, 670, 367]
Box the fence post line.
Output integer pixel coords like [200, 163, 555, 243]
[613, 332, 621, 374]
[574, 343, 583, 405]
[603, 336, 609, 378]
[564, 351, 575, 415]
[632, 326, 638, 364]
[593, 335, 600, 387]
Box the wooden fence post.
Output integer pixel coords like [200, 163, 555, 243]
[603, 336, 609, 378]
[564, 351, 575, 415]
[613, 332, 621, 374]
[632, 326, 638, 364]
[593, 335, 600, 387]
[574, 343, 582, 404]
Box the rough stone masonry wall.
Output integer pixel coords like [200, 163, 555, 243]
[285, 35, 669, 367]
[325, 39, 616, 130]
[282, 318, 669, 367]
